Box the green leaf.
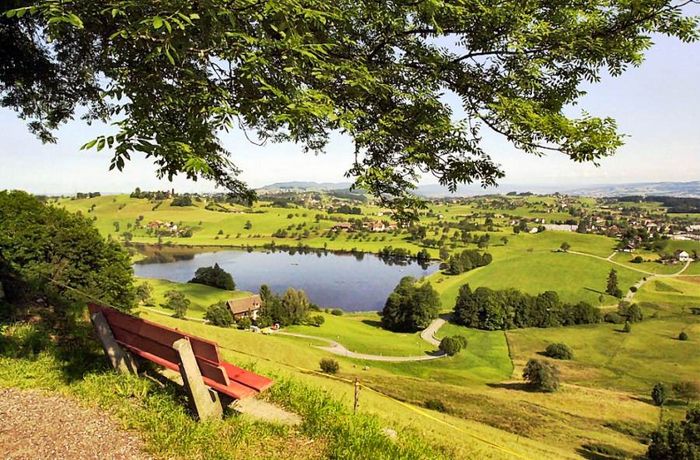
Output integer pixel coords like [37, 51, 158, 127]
[81, 139, 98, 150]
[153, 16, 163, 29]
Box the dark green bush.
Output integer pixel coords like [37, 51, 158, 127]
[204, 302, 234, 327]
[331, 309, 344, 316]
[523, 359, 560, 392]
[320, 358, 339, 374]
[679, 331, 689, 341]
[544, 343, 574, 360]
[424, 399, 448, 413]
[439, 336, 466, 356]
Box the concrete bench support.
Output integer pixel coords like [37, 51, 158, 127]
[173, 338, 223, 421]
[90, 311, 138, 375]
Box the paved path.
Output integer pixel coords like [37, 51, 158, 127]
[420, 316, 449, 347]
[275, 331, 446, 362]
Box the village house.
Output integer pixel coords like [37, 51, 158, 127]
[676, 250, 692, 262]
[331, 222, 354, 232]
[226, 295, 262, 321]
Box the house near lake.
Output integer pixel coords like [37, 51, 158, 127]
[227, 295, 262, 321]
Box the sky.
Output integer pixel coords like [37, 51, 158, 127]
[1, 32, 699, 195]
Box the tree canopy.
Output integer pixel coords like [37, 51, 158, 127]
[0, 191, 134, 314]
[381, 276, 440, 332]
[2, 1, 698, 219]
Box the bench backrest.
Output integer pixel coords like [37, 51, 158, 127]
[88, 303, 272, 399]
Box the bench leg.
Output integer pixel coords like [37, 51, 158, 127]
[90, 311, 138, 375]
[173, 338, 223, 421]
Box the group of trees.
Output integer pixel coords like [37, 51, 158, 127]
[453, 284, 601, 330]
[380, 277, 440, 332]
[170, 195, 194, 207]
[256, 285, 311, 327]
[189, 264, 235, 290]
[444, 249, 492, 275]
[129, 188, 171, 200]
[0, 191, 134, 318]
[647, 406, 700, 460]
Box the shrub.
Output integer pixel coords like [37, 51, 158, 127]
[163, 290, 190, 318]
[544, 343, 574, 360]
[439, 336, 466, 356]
[652, 383, 668, 406]
[331, 309, 344, 316]
[679, 331, 689, 341]
[522, 359, 560, 392]
[237, 317, 252, 330]
[630, 286, 638, 293]
[320, 358, 339, 374]
[307, 315, 325, 327]
[204, 302, 234, 327]
[631, 256, 644, 263]
[623, 321, 632, 333]
[604, 312, 625, 324]
[189, 264, 235, 290]
[424, 399, 448, 413]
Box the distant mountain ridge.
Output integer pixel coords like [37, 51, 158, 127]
[258, 181, 352, 192]
[257, 180, 700, 198]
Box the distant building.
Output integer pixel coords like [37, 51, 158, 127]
[676, 250, 692, 262]
[226, 295, 262, 321]
[331, 222, 354, 232]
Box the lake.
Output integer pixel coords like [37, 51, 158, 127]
[133, 248, 439, 311]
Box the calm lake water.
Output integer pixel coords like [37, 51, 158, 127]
[133, 249, 439, 311]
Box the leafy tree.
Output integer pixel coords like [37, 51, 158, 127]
[680, 331, 690, 341]
[170, 195, 193, 207]
[560, 242, 571, 252]
[380, 277, 440, 332]
[7, 2, 696, 220]
[163, 290, 190, 318]
[652, 383, 669, 407]
[523, 359, 560, 393]
[189, 263, 235, 290]
[204, 302, 234, 327]
[134, 281, 154, 306]
[673, 382, 700, 406]
[439, 335, 467, 356]
[606, 269, 623, 298]
[237, 317, 252, 330]
[623, 320, 632, 333]
[307, 315, 325, 327]
[544, 343, 574, 360]
[281, 288, 311, 325]
[0, 191, 134, 313]
[647, 406, 700, 460]
[320, 358, 339, 374]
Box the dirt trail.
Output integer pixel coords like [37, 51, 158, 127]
[275, 331, 446, 362]
[0, 387, 151, 460]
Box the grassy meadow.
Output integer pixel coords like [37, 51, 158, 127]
[37, 192, 700, 458]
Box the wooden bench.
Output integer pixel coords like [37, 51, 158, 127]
[88, 303, 273, 420]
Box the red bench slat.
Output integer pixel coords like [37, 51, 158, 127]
[220, 361, 274, 392]
[88, 303, 271, 400]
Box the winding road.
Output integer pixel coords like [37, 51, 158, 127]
[276, 318, 449, 362]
